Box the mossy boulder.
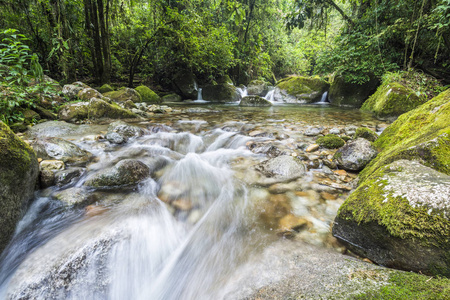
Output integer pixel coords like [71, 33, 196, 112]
[361, 88, 450, 181]
[161, 93, 183, 102]
[135, 85, 161, 104]
[58, 98, 138, 122]
[103, 88, 141, 103]
[77, 88, 102, 101]
[316, 134, 345, 149]
[274, 76, 329, 103]
[0, 122, 39, 253]
[247, 80, 269, 96]
[361, 82, 427, 121]
[329, 75, 379, 107]
[354, 127, 378, 142]
[202, 83, 241, 102]
[239, 95, 272, 107]
[333, 160, 450, 276]
[97, 84, 114, 94]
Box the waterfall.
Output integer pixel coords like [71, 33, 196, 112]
[264, 88, 275, 103]
[318, 91, 328, 104]
[236, 87, 247, 99]
[197, 88, 203, 101]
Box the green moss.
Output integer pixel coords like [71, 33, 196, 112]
[317, 134, 345, 148]
[361, 81, 427, 120]
[104, 88, 141, 103]
[135, 85, 161, 104]
[352, 272, 450, 299]
[354, 127, 378, 142]
[338, 164, 450, 248]
[276, 75, 329, 96]
[360, 88, 450, 180]
[97, 84, 114, 94]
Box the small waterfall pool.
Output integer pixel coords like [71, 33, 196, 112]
[0, 104, 385, 299]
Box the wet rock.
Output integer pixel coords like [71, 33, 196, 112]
[246, 142, 283, 157]
[247, 80, 268, 96]
[329, 128, 341, 135]
[274, 76, 329, 103]
[77, 88, 102, 101]
[322, 158, 337, 169]
[54, 187, 97, 206]
[256, 155, 307, 183]
[39, 169, 55, 188]
[202, 83, 241, 102]
[304, 126, 323, 136]
[147, 124, 173, 133]
[305, 144, 319, 152]
[259, 194, 292, 229]
[329, 75, 379, 107]
[333, 160, 450, 276]
[334, 138, 378, 171]
[54, 167, 85, 186]
[278, 214, 309, 237]
[106, 121, 144, 144]
[354, 127, 378, 142]
[40, 159, 65, 172]
[239, 95, 272, 107]
[172, 71, 198, 99]
[104, 88, 142, 103]
[31, 137, 92, 165]
[84, 159, 150, 188]
[58, 99, 138, 121]
[344, 125, 358, 136]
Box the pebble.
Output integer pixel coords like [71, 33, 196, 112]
[306, 144, 319, 152]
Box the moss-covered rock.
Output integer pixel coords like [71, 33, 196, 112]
[247, 80, 269, 96]
[0, 122, 39, 253]
[361, 88, 450, 181]
[104, 88, 141, 103]
[202, 83, 241, 102]
[354, 127, 378, 142]
[274, 76, 329, 103]
[333, 160, 450, 276]
[161, 93, 183, 102]
[135, 85, 161, 104]
[97, 84, 114, 94]
[329, 75, 379, 107]
[361, 82, 427, 120]
[239, 95, 272, 107]
[77, 88, 102, 101]
[316, 134, 345, 149]
[58, 98, 138, 121]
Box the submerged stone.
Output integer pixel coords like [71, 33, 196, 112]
[256, 155, 307, 182]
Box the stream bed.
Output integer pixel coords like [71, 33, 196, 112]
[0, 103, 395, 299]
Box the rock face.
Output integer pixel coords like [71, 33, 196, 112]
[247, 80, 268, 96]
[274, 76, 329, 103]
[135, 85, 161, 104]
[361, 81, 426, 120]
[172, 72, 198, 99]
[334, 138, 378, 171]
[202, 83, 241, 102]
[256, 155, 307, 182]
[31, 137, 92, 165]
[104, 88, 142, 103]
[84, 159, 150, 188]
[333, 89, 450, 276]
[0, 122, 39, 253]
[58, 98, 138, 121]
[333, 160, 450, 276]
[329, 75, 379, 107]
[239, 95, 272, 107]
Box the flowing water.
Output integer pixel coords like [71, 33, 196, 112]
[0, 103, 384, 299]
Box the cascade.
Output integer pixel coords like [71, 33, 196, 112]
[318, 91, 328, 103]
[264, 88, 275, 102]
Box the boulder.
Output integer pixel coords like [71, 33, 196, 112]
[256, 155, 307, 182]
[161, 93, 183, 102]
[58, 98, 138, 121]
[333, 138, 378, 171]
[361, 81, 426, 121]
[77, 88, 102, 101]
[202, 83, 241, 102]
[273, 76, 329, 103]
[106, 121, 145, 144]
[247, 80, 268, 96]
[239, 95, 272, 107]
[329, 75, 379, 107]
[172, 71, 198, 99]
[30, 137, 92, 165]
[54, 187, 97, 206]
[97, 84, 114, 94]
[333, 160, 450, 276]
[62, 83, 87, 100]
[0, 122, 39, 253]
[135, 85, 161, 104]
[84, 159, 150, 188]
[103, 88, 141, 103]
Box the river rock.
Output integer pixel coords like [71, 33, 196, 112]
[202, 83, 241, 102]
[0, 122, 39, 253]
[333, 160, 450, 276]
[304, 126, 323, 136]
[135, 85, 161, 104]
[54, 187, 97, 206]
[247, 80, 268, 96]
[274, 76, 329, 103]
[58, 98, 138, 121]
[354, 127, 378, 142]
[256, 155, 307, 182]
[106, 121, 144, 144]
[31, 137, 92, 165]
[239, 95, 272, 107]
[161, 93, 183, 102]
[77, 88, 102, 101]
[84, 159, 150, 188]
[40, 159, 65, 171]
[104, 88, 142, 103]
[54, 167, 85, 186]
[361, 81, 426, 121]
[97, 84, 114, 94]
[62, 84, 86, 100]
[334, 138, 378, 171]
[329, 75, 379, 107]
